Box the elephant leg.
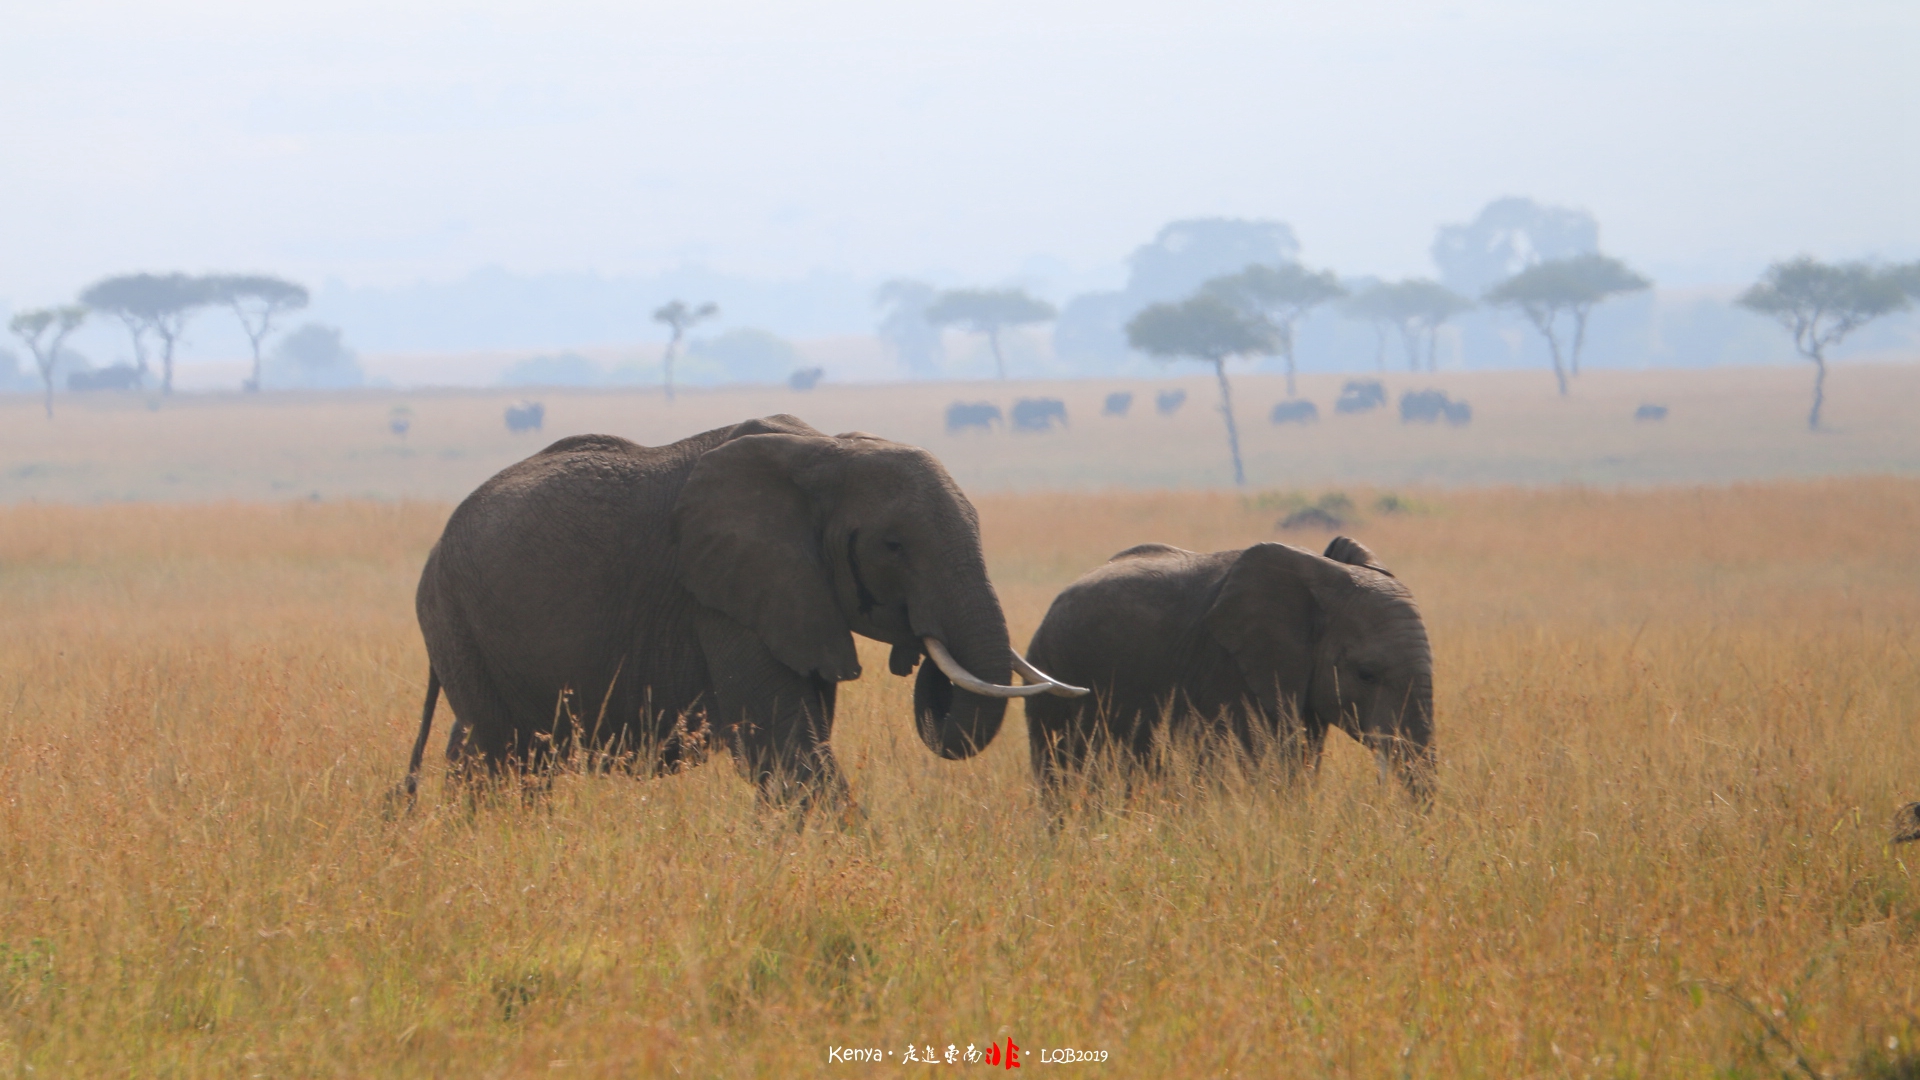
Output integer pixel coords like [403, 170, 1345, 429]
[440, 693, 514, 781]
[695, 609, 850, 814]
[426, 619, 526, 786]
[1026, 700, 1090, 803]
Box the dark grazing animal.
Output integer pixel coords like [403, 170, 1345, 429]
[1400, 389, 1471, 426]
[505, 401, 545, 433]
[945, 401, 1002, 433]
[1270, 399, 1319, 424]
[1012, 398, 1068, 432]
[403, 414, 1083, 810]
[1335, 379, 1387, 414]
[1103, 392, 1133, 417]
[1155, 389, 1187, 416]
[789, 367, 825, 391]
[1634, 404, 1668, 421]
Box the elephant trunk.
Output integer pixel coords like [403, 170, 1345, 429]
[912, 604, 1013, 760]
[1375, 672, 1435, 807]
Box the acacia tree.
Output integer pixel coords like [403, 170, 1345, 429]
[1126, 295, 1277, 486]
[79, 273, 213, 394]
[209, 275, 309, 391]
[1201, 263, 1344, 397]
[923, 288, 1056, 381]
[8, 306, 87, 418]
[1484, 254, 1650, 395]
[1737, 257, 1910, 430]
[652, 299, 718, 403]
[1343, 279, 1474, 372]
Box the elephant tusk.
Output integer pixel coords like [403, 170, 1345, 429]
[921, 638, 1057, 699]
[1011, 650, 1091, 698]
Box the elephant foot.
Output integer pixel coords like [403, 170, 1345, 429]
[380, 776, 420, 820]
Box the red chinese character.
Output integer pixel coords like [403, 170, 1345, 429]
[1004, 1038, 1021, 1069]
[984, 1043, 1000, 1066]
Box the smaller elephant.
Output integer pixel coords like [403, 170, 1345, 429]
[1155, 389, 1187, 416]
[1103, 391, 1133, 417]
[1025, 536, 1434, 803]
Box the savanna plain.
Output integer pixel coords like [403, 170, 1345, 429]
[2, 469, 1918, 1077]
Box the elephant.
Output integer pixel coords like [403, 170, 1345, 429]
[945, 401, 1002, 433]
[1023, 536, 1434, 803]
[1011, 398, 1068, 432]
[401, 414, 1085, 809]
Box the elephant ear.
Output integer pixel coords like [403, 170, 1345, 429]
[1323, 535, 1393, 578]
[672, 433, 862, 682]
[1203, 543, 1342, 719]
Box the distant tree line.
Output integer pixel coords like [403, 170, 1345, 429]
[873, 200, 1919, 482]
[10, 200, 1914, 441]
[7, 271, 321, 416]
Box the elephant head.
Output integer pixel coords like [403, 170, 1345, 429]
[672, 428, 1081, 761]
[1203, 538, 1435, 802]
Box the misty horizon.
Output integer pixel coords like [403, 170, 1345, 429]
[4, 0, 1916, 307]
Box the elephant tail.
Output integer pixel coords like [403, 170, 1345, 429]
[403, 667, 442, 799]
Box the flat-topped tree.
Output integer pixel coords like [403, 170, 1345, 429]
[208, 275, 309, 392]
[924, 288, 1056, 380]
[1484, 254, 1650, 395]
[1737, 257, 1911, 430]
[8, 306, 87, 418]
[1201, 263, 1344, 397]
[1343, 279, 1474, 372]
[652, 299, 718, 403]
[1126, 295, 1278, 487]
[79, 273, 214, 394]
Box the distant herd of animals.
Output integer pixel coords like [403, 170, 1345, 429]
[942, 381, 1475, 434]
[940, 381, 1675, 435]
[397, 414, 1438, 814]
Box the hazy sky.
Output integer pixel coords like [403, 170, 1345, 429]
[2, 0, 1915, 308]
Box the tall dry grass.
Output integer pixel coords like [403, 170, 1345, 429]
[0, 481, 1917, 1076]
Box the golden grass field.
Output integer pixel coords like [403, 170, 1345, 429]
[3, 360, 1918, 501]
[1, 477, 1917, 1077]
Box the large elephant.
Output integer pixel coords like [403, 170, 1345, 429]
[1023, 537, 1434, 802]
[402, 414, 1083, 808]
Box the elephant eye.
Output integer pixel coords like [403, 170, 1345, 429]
[1354, 667, 1380, 685]
[883, 540, 904, 554]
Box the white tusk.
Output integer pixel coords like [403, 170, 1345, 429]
[1011, 650, 1090, 697]
[921, 638, 1055, 698]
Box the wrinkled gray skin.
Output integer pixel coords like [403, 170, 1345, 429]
[404, 414, 1012, 809]
[1024, 537, 1434, 803]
